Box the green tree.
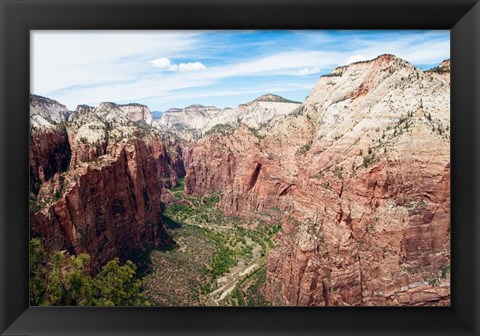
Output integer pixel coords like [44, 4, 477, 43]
[45, 252, 92, 305]
[29, 239, 148, 306]
[29, 238, 46, 305]
[92, 258, 146, 306]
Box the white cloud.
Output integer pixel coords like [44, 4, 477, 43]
[31, 31, 201, 94]
[198, 50, 344, 80]
[345, 54, 367, 64]
[31, 30, 450, 110]
[176, 62, 207, 72]
[297, 67, 323, 76]
[150, 57, 172, 69]
[149, 57, 207, 72]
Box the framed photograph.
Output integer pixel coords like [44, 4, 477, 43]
[1, 0, 479, 335]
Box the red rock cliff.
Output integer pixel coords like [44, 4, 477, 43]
[183, 55, 451, 306]
[30, 100, 183, 270]
[30, 127, 71, 196]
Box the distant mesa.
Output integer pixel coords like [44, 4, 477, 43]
[154, 92, 302, 138]
[96, 101, 153, 125]
[31, 96, 154, 128]
[164, 108, 183, 114]
[75, 104, 95, 114]
[241, 93, 301, 106]
[30, 94, 65, 107]
[185, 104, 206, 109]
[30, 93, 72, 126]
[97, 101, 121, 110]
[123, 102, 148, 107]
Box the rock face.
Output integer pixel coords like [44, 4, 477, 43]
[30, 97, 182, 270]
[154, 94, 301, 139]
[29, 95, 72, 195]
[30, 94, 72, 129]
[117, 103, 154, 125]
[183, 55, 451, 306]
[31, 139, 175, 270]
[30, 128, 71, 196]
[237, 94, 302, 129]
[426, 59, 450, 83]
[156, 104, 225, 138]
[94, 102, 154, 125]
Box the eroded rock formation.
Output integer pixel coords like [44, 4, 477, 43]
[30, 54, 451, 305]
[30, 94, 72, 128]
[154, 94, 301, 139]
[30, 127, 71, 196]
[30, 98, 182, 270]
[183, 55, 451, 306]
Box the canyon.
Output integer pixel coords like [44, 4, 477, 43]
[30, 54, 450, 306]
[30, 99, 182, 270]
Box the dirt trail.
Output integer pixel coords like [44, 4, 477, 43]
[189, 223, 232, 230]
[206, 240, 271, 306]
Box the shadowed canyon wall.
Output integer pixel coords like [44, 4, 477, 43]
[30, 97, 183, 270]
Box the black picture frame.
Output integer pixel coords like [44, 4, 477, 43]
[1, 0, 479, 335]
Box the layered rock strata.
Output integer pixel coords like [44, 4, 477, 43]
[30, 98, 182, 269]
[183, 55, 451, 306]
[154, 94, 301, 139]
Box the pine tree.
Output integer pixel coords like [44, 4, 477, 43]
[29, 239, 148, 306]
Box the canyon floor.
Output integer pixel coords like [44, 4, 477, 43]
[143, 179, 279, 306]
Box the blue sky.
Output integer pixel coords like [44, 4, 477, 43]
[31, 30, 450, 111]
